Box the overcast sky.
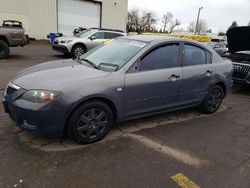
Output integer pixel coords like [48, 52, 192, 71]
[128, 0, 250, 33]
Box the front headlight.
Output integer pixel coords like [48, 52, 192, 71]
[20, 90, 61, 103]
[60, 40, 73, 44]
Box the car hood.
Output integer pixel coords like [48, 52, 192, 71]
[11, 59, 110, 90]
[56, 36, 78, 41]
[227, 26, 250, 53]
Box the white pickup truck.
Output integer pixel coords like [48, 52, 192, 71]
[0, 20, 29, 59]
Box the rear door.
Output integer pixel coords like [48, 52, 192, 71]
[181, 43, 216, 104]
[124, 43, 182, 118]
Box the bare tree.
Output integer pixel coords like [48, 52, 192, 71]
[187, 19, 208, 34]
[127, 8, 140, 32]
[161, 12, 173, 33]
[169, 19, 181, 34]
[127, 9, 157, 34]
[187, 21, 195, 32]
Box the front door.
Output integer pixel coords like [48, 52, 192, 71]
[88, 32, 108, 50]
[124, 43, 182, 118]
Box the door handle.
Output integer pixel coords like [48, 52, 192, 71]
[169, 74, 180, 81]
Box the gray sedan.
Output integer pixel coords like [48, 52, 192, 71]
[3, 35, 233, 144]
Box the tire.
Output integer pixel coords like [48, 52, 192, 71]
[67, 101, 114, 144]
[71, 44, 86, 59]
[199, 85, 224, 114]
[0, 40, 10, 59]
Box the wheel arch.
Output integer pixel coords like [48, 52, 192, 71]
[64, 96, 118, 134]
[0, 35, 9, 45]
[213, 81, 227, 96]
[71, 42, 87, 53]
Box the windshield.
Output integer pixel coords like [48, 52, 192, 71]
[75, 30, 95, 38]
[80, 39, 147, 71]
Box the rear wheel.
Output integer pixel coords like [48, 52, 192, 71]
[67, 101, 114, 144]
[199, 85, 224, 114]
[0, 40, 10, 59]
[71, 44, 86, 59]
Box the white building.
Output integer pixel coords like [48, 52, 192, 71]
[0, 0, 128, 39]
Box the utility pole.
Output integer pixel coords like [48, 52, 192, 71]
[195, 7, 203, 35]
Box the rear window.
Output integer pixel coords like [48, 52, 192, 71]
[105, 32, 123, 39]
[183, 44, 206, 66]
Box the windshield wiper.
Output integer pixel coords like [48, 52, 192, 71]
[98, 63, 119, 71]
[80, 58, 99, 69]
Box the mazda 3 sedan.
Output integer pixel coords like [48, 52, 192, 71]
[3, 35, 233, 144]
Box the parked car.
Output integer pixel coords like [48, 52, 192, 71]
[0, 20, 29, 59]
[227, 26, 250, 85]
[3, 36, 233, 144]
[206, 42, 228, 56]
[52, 28, 126, 58]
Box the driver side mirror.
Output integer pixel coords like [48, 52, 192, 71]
[89, 36, 96, 40]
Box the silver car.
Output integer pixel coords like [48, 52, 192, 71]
[52, 28, 126, 58]
[4, 35, 233, 144]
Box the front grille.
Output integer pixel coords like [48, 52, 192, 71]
[233, 63, 250, 80]
[6, 86, 18, 95]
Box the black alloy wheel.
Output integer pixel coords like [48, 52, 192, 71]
[199, 85, 224, 114]
[67, 101, 114, 144]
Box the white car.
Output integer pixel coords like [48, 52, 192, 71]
[52, 28, 126, 58]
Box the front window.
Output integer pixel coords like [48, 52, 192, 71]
[139, 43, 180, 71]
[92, 32, 105, 39]
[80, 39, 147, 71]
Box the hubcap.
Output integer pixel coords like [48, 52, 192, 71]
[77, 108, 108, 139]
[74, 47, 85, 57]
[208, 88, 223, 111]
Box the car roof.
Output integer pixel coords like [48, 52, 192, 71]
[122, 35, 199, 43]
[121, 35, 212, 50]
[91, 28, 124, 33]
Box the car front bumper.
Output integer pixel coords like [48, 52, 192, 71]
[233, 78, 250, 85]
[233, 73, 250, 85]
[3, 91, 67, 136]
[52, 44, 70, 54]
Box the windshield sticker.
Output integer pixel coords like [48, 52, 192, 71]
[129, 41, 147, 48]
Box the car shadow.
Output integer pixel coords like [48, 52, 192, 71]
[1, 54, 27, 60]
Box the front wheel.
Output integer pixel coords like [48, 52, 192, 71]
[67, 101, 114, 144]
[199, 85, 224, 114]
[71, 45, 86, 59]
[0, 40, 10, 59]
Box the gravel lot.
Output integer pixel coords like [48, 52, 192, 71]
[0, 43, 250, 188]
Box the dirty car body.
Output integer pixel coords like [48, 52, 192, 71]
[3, 35, 233, 144]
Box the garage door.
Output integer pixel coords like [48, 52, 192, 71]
[58, 0, 101, 36]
